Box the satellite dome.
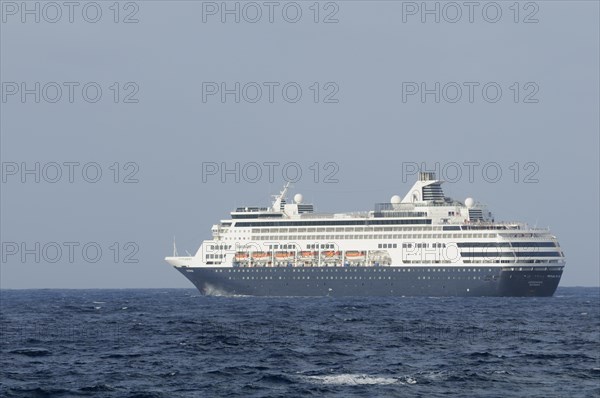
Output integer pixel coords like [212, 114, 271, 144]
[390, 195, 401, 204]
[465, 197, 475, 209]
[294, 193, 303, 204]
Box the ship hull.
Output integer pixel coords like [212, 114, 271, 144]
[176, 265, 562, 297]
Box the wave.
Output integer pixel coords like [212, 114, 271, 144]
[302, 373, 415, 386]
[79, 383, 115, 392]
[8, 348, 52, 357]
[4, 387, 73, 397]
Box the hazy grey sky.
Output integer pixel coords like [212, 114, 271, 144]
[1, 1, 598, 288]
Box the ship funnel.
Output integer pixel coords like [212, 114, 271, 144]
[402, 172, 445, 203]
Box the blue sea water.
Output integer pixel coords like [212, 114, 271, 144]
[1, 287, 598, 398]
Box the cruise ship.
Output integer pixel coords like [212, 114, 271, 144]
[165, 172, 564, 296]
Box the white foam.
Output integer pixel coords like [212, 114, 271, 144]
[203, 284, 232, 297]
[303, 373, 413, 386]
[202, 284, 251, 298]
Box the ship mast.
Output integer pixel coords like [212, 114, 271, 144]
[173, 236, 179, 257]
[271, 181, 290, 211]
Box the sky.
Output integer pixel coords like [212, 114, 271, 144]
[1, 0, 598, 288]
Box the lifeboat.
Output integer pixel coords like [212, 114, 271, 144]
[275, 251, 294, 260]
[252, 251, 270, 261]
[234, 252, 249, 261]
[300, 251, 317, 258]
[345, 251, 366, 260]
[322, 251, 341, 258]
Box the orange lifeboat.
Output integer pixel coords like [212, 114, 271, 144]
[275, 251, 294, 260]
[234, 252, 249, 261]
[300, 251, 316, 258]
[345, 251, 366, 260]
[252, 251, 269, 260]
[346, 251, 365, 258]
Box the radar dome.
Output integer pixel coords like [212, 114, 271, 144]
[294, 193, 303, 204]
[465, 197, 475, 209]
[390, 195, 401, 204]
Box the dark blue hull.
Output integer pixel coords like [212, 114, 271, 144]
[176, 265, 562, 297]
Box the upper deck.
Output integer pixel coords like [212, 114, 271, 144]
[220, 172, 494, 231]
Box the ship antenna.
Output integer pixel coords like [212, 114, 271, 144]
[173, 236, 179, 257]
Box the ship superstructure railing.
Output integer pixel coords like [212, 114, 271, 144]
[235, 207, 270, 212]
[298, 212, 370, 219]
[374, 201, 464, 211]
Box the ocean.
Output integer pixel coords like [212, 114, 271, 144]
[1, 287, 598, 397]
